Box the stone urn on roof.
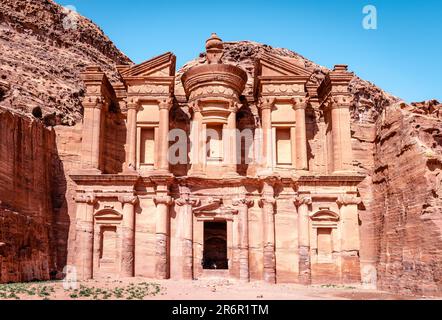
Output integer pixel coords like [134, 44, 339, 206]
[181, 33, 248, 104]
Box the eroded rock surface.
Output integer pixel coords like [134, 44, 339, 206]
[0, 0, 131, 125]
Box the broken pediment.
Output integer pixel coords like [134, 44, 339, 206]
[255, 52, 313, 98]
[257, 52, 311, 78]
[118, 52, 176, 79]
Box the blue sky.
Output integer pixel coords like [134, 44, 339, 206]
[55, 0, 441, 102]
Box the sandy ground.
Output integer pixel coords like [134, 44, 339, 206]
[1, 277, 439, 300]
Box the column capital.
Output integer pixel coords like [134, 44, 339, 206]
[228, 101, 242, 113]
[188, 101, 202, 113]
[259, 97, 276, 110]
[126, 97, 140, 110]
[75, 193, 97, 205]
[294, 196, 312, 207]
[158, 97, 174, 110]
[154, 196, 173, 206]
[83, 95, 105, 109]
[118, 195, 139, 205]
[329, 95, 352, 109]
[337, 194, 361, 206]
[292, 97, 308, 110]
[259, 197, 276, 208]
[175, 197, 201, 207]
[232, 198, 254, 208]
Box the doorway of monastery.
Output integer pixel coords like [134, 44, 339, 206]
[203, 221, 228, 270]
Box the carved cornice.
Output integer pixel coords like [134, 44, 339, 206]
[154, 196, 173, 206]
[118, 195, 139, 205]
[336, 195, 362, 206]
[294, 196, 312, 207]
[75, 193, 97, 205]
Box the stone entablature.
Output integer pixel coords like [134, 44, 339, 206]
[71, 34, 366, 286]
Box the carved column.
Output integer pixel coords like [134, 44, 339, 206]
[81, 97, 105, 170]
[175, 189, 200, 280]
[119, 195, 138, 277]
[233, 197, 254, 282]
[189, 104, 204, 175]
[158, 98, 173, 172]
[294, 195, 312, 285]
[74, 193, 97, 280]
[328, 65, 354, 173]
[330, 98, 353, 173]
[154, 195, 173, 279]
[225, 103, 239, 176]
[259, 98, 275, 172]
[125, 98, 139, 171]
[294, 97, 308, 171]
[259, 181, 276, 283]
[337, 194, 362, 283]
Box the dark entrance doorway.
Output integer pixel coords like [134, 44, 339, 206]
[203, 221, 228, 270]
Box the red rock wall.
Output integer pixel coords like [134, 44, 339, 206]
[0, 110, 62, 282]
[371, 105, 442, 296]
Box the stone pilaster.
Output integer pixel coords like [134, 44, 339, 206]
[293, 97, 308, 171]
[81, 96, 105, 171]
[259, 98, 275, 173]
[125, 98, 139, 171]
[337, 194, 362, 283]
[224, 102, 240, 177]
[158, 97, 173, 173]
[189, 103, 205, 176]
[175, 189, 200, 280]
[294, 195, 312, 285]
[118, 195, 138, 277]
[259, 181, 276, 283]
[328, 65, 354, 173]
[74, 193, 97, 280]
[154, 195, 173, 279]
[232, 197, 254, 282]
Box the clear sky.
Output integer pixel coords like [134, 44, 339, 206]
[55, 0, 441, 102]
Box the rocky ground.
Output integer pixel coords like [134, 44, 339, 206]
[0, 278, 437, 301]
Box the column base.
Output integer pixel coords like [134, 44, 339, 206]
[73, 168, 102, 175]
[222, 171, 239, 179]
[257, 168, 277, 178]
[332, 169, 358, 176]
[188, 170, 207, 178]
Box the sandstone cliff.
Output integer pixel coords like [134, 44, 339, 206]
[0, 109, 59, 282]
[371, 102, 442, 295]
[0, 0, 130, 282]
[0, 0, 131, 125]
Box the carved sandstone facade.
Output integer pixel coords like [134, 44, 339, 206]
[71, 34, 365, 285]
